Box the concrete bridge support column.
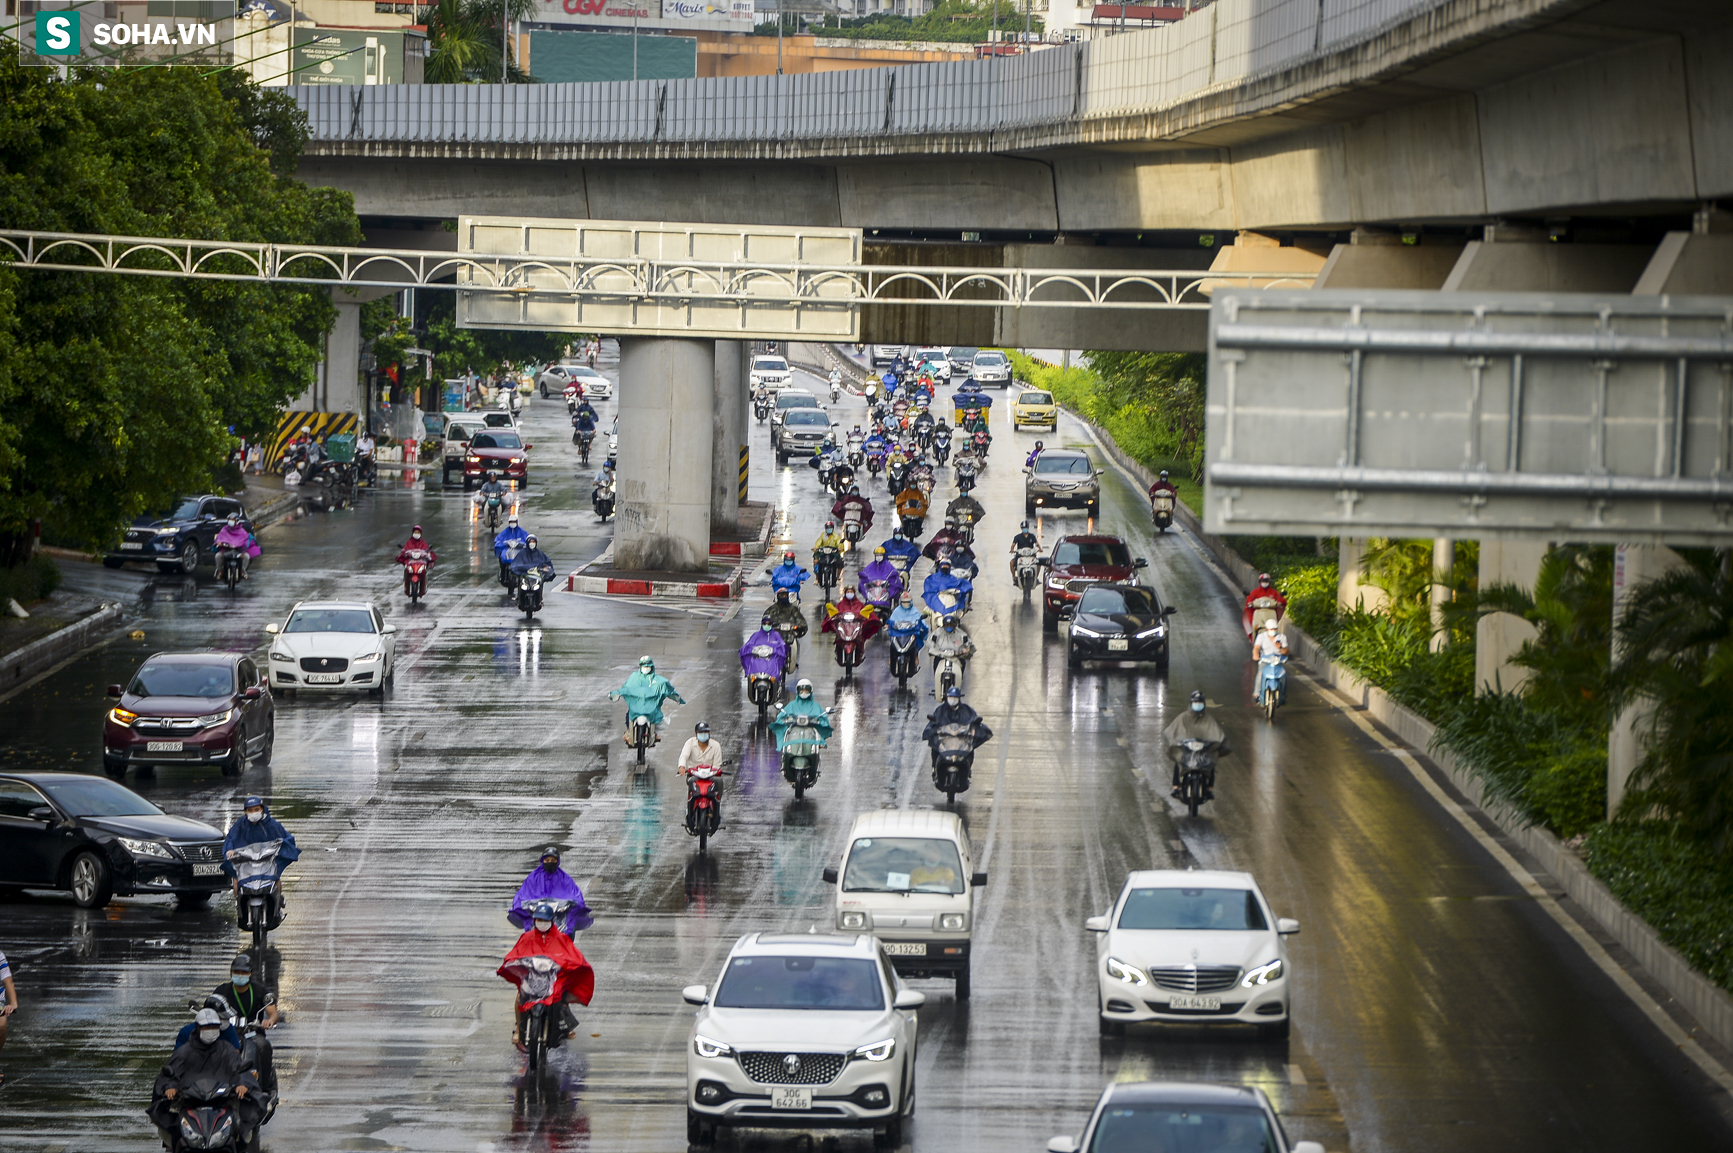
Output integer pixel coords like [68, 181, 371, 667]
[712, 341, 747, 533]
[292, 293, 364, 414]
[1607, 544, 1691, 817]
[616, 337, 715, 573]
[1336, 538, 1388, 615]
[1475, 540, 1548, 695]
[1429, 537, 1454, 652]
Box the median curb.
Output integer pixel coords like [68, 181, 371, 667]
[567, 545, 744, 599]
[1, 602, 124, 691]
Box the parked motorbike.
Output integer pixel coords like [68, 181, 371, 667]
[1258, 652, 1288, 721]
[216, 545, 246, 591]
[516, 568, 547, 619]
[888, 626, 921, 688]
[1014, 546, 1041, 595]
[685, 764, 732, 855]
[1151, 490, 1176, 533]
[813, 547, 844, 597]
[930, 721, 976, 803]
[232, 839, 285, 948]
[780, 713, 828, 800]
[1174, 738, 1221, 818]
[831, 612, 867, 678]
[401, 548, 432, 604]
[592, 480, 616, 523]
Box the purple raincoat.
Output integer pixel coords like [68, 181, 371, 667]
[739, 628, 788, 679]
[508, 866, 592, 934]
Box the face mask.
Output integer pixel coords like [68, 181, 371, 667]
[1190, 702, 1205, 714]
[542, 860, 558, 872]
[246, 810, 263, 824]
[534, 920, 553, 933]
[697, 736, 709, 746]
[231, 974, 250, 988]
[199, 1028, 220, 1044]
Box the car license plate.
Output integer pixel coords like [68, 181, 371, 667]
[120, 542, 143, 550]
[146, 741, 183, 752]
[1108, 639, 1129, 652]
[771, 1086, 813, 1110]
[1168, 995, 1220, 1011]
[304, 673, 342, 684]
[882, 943, 926, 956]
[192, 863, 222, 876]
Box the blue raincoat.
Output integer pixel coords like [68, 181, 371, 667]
[769, 561, 809, 598]
[740, 628, 789, 680]
[771, 695, 833, 753]
[881, 536, 921, 570]
[508, 865, 593, 934]
[493, 524, 528, 561]
[887, 604, 929, 650]
[922, 569, 974, 617]
[220, 803, 300, 880]
[610, 669, 684, 724]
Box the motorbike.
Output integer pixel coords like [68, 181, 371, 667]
[899, 513, 925, 538]
[508, 896, 587, 934]
[915, 423, 934, 452]
[1246, 593, 1283, 638]
[831, 612, 867, 678]
[743, 641, 785, 720]
[953, 512, 978, 548]
[928, 586, 967, 621]
[971, 428, 991, 455]
[216, 545, 246, 591]
[779, 713, 828, 800]
[846, 439, 865, 470]
[933, 430, 952, 466]
[753, 394, 771, 423]
[866, 448, 887, 479]
[592, 480, 616, 522]
[932, 649, 967, 699]
[861, 579, 897, 618]
[401, 548, 432, 604]
[497, 543, 523, 590]
[773, 621, 804, 673]
[1174, 738, 1220, 818]
[232, 839, 285, 948]
[886, 460, 908, 494]
[685, 764, 733, 855]
[158, 1076, 253, 1152]
[816, 457, 838, 492]
[930, 721, 976, 803]
[516, 568, 547, 619]
[831, 383, 843, 404]
[841, 508, 866, 551]
[888, 626, 921, 688]
[626, 711, 657, 764]
[500, 953, 575, 1073]
[954, 458, 978, 494]
[1013, 546, 1041, 595]
[910, 463, 935, 498]
[195, 992, 279, 1129]
[575, 427, 596, 466]
[813, 547, 844, 597]
[1151, 490, 1176, 533]
[831, 464, 857, 496]
[482, 490, 506, 532]
[1258, 652, 1288, 721]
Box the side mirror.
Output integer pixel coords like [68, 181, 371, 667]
[893, 989, 926, 1010]
[1277, 918, 1301, 935]
[264, 623, 279, 635]
[1084, 915, 1108, 932]
[822, 866, 838, 884]
[1037, 558, 1051, 567]
[243, 686, 262, 701]
[1058, 608, 1074, 622]
[106, 684, 124, 698]
[27, 806, 56, 823]
[1048, 1139, 1080, 1153]
[1134, 558, 1149, 568]
[681, 984, 708, 1006]
[1163, 606, 1177, 615]
[382, 624, 397, 635]
[970, 871, 987, 888]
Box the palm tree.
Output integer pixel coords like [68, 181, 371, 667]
[1477, 544, 1614, 730]
[1608, 557, 1733, 860]
[426, 0, 537, 83]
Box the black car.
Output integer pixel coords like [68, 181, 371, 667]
[104, 494, 253, 574]
[0, 772, 228, 908]
[1061, 583, 1176, 671]
[1048, 1080, 1324, 1153]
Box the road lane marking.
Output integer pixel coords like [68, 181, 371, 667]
[1286, 1063, 1308, 1086]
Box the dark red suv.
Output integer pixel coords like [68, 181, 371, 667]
[103, 652, 274, 778]
[1039, 534, 1147, 628]
[462, 428, 530, 488]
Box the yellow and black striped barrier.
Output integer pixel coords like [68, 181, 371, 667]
[268, 411, 358, 466]
[738, 445, 749, 503]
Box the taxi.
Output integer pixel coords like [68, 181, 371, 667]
[1011, 387, 1058, 430]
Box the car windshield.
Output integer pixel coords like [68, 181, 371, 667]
[283, 608, 377, 635]
[754, 358, 788, 372]
[974, 352, 1006, 366]
[127, 661, 234, 699]
[1020, 392, 1053, 405]
[1077, 587, 1158, 616]
[1118, 888, 1268, 931]
[1088, 1103, 1279, 1153]
[472, 432, 523, 450]
[785, 411, 829, 428]
[1053, 541, 1131, 567]
[1035, 455, 1093, 476]
[448, 426, 477, 442]
[777, 393, 820, 410]
[41, 776, 165, 818]
[165, 498, 203, 521]
[713, 956, 885, 1011]
[842, 837, 965, 894]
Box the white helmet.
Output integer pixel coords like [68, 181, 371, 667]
[1264, 618, 1279, 632]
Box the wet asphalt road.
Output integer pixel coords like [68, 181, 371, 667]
[3, 351, 1732, 1153]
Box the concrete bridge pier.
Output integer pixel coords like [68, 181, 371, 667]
[616, 337, 716, 573]
[712, 341, 747, 533]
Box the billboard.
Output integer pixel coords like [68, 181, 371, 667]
[530, 0, 748, 31]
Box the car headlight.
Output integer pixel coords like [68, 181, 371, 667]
[1046, 577, 1066, 589]
[108, 707, 139, 725]
[194, 708, 235, 728]
[1136, 625, 1168, 639]
[1071, 625, 1101, 639]
[853, 1038, 896, 1062]
[155, 527, 180, 536]
[1105, 956, 1149, 986]
[1242, 959, 1284, 987]
[269, 650, 292, 663]
[938, 913, 965, 931]
[693, 1034, 733, 1059]
[839, 911, 867, 929]
[353, 651, 383, 663]
[119, 837, 175, 860]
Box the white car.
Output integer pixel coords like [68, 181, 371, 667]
[1088, 869, 1297, 1039]
[970, 348, 1011, 388]
[683, 932, 923, 1147]
[1049, 1081, 1324, 1153]
[749, 355, 793, 391]
[912, 346, 952, 381]
[539, 364, 612, 400]
[264, 602, 397, 696]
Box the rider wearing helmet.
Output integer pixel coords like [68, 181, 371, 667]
[922, 684, 992, 753]
[771, 678, 833, 752]
[1242, 572, 1288, 638]
[396, 524, 437, 566]
[608, 656, 685, 747]
[1162, 690, 1231, 798]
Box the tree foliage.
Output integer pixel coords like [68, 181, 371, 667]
[0, 58, 361, 555]
[770, 0, 1039, 42]
[425, 0, 538, 83]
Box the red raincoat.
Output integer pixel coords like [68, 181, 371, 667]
[497, 926, 595, 1008]
[1242, 583, 1288, 638]
[396, 535, 438, 566]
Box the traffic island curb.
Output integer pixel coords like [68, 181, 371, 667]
[567, 546, 744, 599]
[1, 602, 124, 694]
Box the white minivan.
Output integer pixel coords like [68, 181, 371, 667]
[822, 810, 986, 999]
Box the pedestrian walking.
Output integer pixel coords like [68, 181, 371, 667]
[0, 946, 16, 1089]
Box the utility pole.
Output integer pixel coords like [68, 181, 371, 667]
[501, 0, 508, 81]
[633, 5, 639, 79]
[776, 9, 783, 74]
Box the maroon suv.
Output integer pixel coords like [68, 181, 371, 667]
[1040, 534, 1148, 628]
[462, 428, 530, 488]
[103, 652, 274, 778]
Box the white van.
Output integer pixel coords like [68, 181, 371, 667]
[822, 809, 986, 999]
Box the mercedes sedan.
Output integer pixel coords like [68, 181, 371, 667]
[682, 932, 923, 1147]
[265, 601, 397, 695]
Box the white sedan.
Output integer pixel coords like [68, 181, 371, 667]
[683, 932, 922, 1147]
[264, 601, 397, 697]
[539, 364, 613, 399]
[1088, 869, 1297, 1039]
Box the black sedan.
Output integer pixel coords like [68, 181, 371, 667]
[103, 493, 253, 574]
[0, 772, 228, 908]
[1061, 583, 1176, 671]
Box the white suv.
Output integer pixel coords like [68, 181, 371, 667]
[749, 355, 792, 391]
[683, 932, 923, 1147]
[1087, 869, 1297, 1039]
[970, 349, 1011, 388]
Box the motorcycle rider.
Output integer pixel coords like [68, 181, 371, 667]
[222, 795, 299, 909]
[862, 425, 890, 461]
[396, 525, 437, 568]
[500, 902, 594, 1050]
[921, 685, 993, 755]
[1251, 618, 1289, 704]
[894, 482, 930, 536]
[1025, 440, 1046, 468]
[212, 514, 260, 580]
[1148, 468, 1178, 505]
[887, 592, 930, 649]
[926, 614, 976, 695]
[475, 469, 511, 510]
[922, 556, 974, 617]
[1163, 690, 1231, 799]
[740, 612, 791, 681]
[677, 722, 724, 777]
[591, 458, 617, 511]
[609, 656, 685, 746]
[945, 490, 986, 535]
[813, 521, 846, 557]
[831, 485, 875, 538]
[823, 584, 881, 642]
[829, 367, 844, 398]
[493, 512, 529, 584]
[771, 679, 833, 752]
[810, 436, 845, 486]
[509, 846, 592, 935]
[355, 430, 376, 483]
[881, 525, 922, 572]
[857, 545, 905, 605]
[922, 516, 964, 563]
[1009, 521, 1040, 578]
[1242, 572, 1289, 638]
[947, 537, 981, 582]
[572, 397, 600, 436]
[149, 1007, 262, 1142]
[211, 953, 279, 1095]
[509, 533, 556, 583]
[764, 587, 809, 667]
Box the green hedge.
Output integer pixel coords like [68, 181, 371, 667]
[1585, 822, 1733, 990]
[0, 555, 63, 607]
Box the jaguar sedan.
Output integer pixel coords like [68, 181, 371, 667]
[1088, 870, 1298, 1040]
[265, 601, 397, 695]
[1048, 1081, 1324, 1153]
[683, 932, 923, 1147]
[0, 772, 228, 908]
[1062, 583, 1176, 672]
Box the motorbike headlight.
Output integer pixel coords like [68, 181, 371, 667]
[194, 708, 235, 728]
[938, 913, 966, 931]
[108, 707, 139, 725]
[853, 1038, 895, 1062]
[1105, 956, 1149, 986]
[119, 836, 175, 860]
[212, 1115, 234, 1142]
[1241, 959, 1284, 987]
[693, 1034, 733, 1059]
[353, 651, 383, 663]
[840, 911, 867, 929]
[180, 1117, 200, 1139]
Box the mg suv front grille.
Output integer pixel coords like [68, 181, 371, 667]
[737, 1051, 846, 1086]
[1148, 965, 1242, 994]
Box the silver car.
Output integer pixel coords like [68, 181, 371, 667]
[970, 349, 1011, 388]
[775, 409, 832, 464]
[1049, 1081, 1323, 1153]
[1025, 448, 1102, 516]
